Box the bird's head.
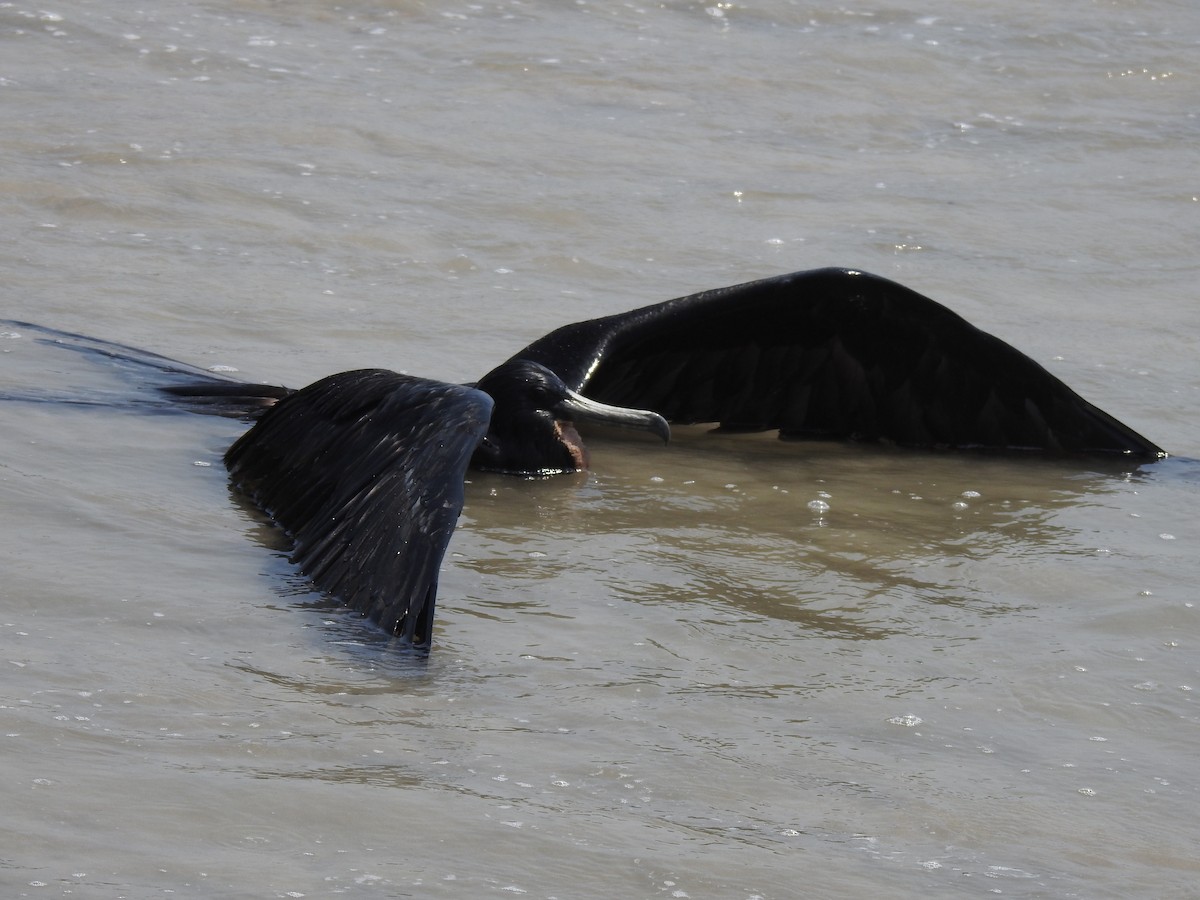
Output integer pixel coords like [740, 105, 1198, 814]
[470, 359, 669, 475]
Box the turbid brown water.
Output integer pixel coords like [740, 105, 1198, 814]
[3, 2, 1198, 897]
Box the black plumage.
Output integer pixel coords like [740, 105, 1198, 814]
[5, 268, 1164, 650]
[518, 269, 1155, 453]
[224, 370, 493, 647]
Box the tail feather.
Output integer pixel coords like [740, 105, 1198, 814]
[1, 320, 289, 418]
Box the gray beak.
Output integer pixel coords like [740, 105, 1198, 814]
[556, 389, 670, 444]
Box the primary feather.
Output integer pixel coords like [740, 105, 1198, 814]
[224, 369, 493, 648]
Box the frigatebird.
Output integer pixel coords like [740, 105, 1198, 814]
[6, 268, 1164, 649]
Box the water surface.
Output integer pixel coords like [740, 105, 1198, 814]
[3, 1, 1198, 898]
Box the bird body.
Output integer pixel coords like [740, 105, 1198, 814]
[5, 268, 1165, 649]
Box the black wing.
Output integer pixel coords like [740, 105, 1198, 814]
[514, 268, 1163, 457]
[225, 369, 493, 648]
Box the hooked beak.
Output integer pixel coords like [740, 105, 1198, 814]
[555, 389, 670, 444]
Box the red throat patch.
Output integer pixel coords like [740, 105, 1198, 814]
[554, 421, 589, 471]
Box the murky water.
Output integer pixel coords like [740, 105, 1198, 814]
[3, 1, 1198, 897]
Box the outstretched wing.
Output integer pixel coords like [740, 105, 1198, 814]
[514, 268, 1162, 456]
[225, 369, 493, 648]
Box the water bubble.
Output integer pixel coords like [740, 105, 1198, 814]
[887, 714, 922, 727]
[807, 499, 830, 513]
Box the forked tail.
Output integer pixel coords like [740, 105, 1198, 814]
[1, 320, 290, 418]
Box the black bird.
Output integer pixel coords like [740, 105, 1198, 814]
[6, 268, 1165, 649]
